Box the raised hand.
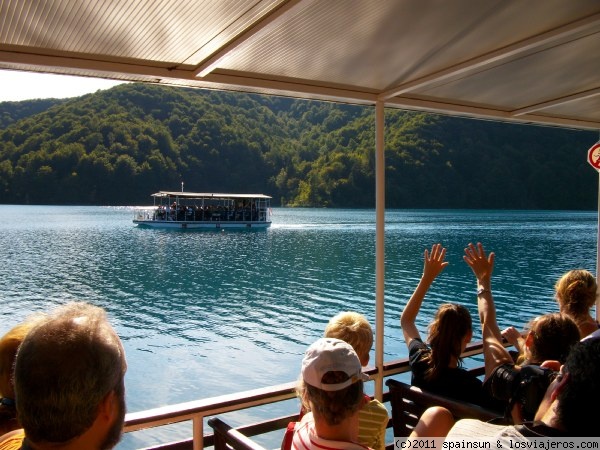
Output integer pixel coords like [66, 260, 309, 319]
[401, 243, 449, 346]
[463, 242, 494, 284]
[422, 243, 449, 282]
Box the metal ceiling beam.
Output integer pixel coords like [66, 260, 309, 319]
[193, 0, 311, 78]
[0, 46, 192, 80]
[385, 96, 600, 130]
[2, 43, 597, 130]
[0, 45, 379, 103]
[511, 87, 600, 116]
[378, 12, 600, 101]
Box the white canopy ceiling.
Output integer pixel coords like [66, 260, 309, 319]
[0, 0, 599, 130]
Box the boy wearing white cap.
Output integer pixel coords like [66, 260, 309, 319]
[292, 337, 372, 450]
[325, 312, 388, 450]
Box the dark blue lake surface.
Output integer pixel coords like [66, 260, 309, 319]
[0, 206, 596, 448]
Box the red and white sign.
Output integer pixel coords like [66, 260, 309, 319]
[588, 142, 600, 172]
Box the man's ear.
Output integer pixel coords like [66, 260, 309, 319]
[360, 353, 370, 367]
[550, 372, 570, 402]
[98, 390, 117, 421]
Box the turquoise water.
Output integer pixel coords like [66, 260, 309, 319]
[0, 206, 597, 448]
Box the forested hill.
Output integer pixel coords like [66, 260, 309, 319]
[0, 98, 68, 129]
[0, 83, 597, 209]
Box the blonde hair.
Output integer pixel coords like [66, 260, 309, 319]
[555, 269, 597, 316]
[0, 317, 42, 435]
[296, 373, 364, 426]
[0, 319, 40, 398]
[324, 311, 373, 363]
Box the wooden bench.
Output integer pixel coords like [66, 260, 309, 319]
[208, 401, 394, 450]
[385, 379, 504, 437]
[208, 417, 269, 450]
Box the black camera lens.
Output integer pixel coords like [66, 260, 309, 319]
[487, 363, 558, 421]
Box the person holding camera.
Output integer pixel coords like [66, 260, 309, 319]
[444, 336, 600, 439]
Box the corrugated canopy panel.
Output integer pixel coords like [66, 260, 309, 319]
[0, 0, 598, 129]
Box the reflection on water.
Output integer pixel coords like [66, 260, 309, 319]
[0, 206, 596, 449]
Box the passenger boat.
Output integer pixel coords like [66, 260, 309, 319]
[133, 191, 272, 229]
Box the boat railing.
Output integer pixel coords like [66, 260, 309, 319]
[123, 340, 492, 450]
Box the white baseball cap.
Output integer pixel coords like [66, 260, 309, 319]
[301, 337, 369, 391]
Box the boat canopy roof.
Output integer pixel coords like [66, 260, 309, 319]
[1, 1, 599, 131]
[152, 192, 272, 200]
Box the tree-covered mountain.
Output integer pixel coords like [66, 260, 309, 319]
[0, 98, 68, 129]
[0, 83, 596, 209]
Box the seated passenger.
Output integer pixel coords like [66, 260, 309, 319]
[445, 336, 600, 439]
[291, 338, 371, 450]
[0, 301, 127, 450]
[501, 313, 579, 366]
[554, 269, 599, 339]
[463, 243, 578, 423]
[324, 312, 388, 450]
[0, 318, 41, 436]
[400, 244, 501, 411]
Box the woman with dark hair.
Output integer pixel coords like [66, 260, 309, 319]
[400, 244, 500, 410]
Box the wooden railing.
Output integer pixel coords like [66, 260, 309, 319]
[123, 340, 492, 450]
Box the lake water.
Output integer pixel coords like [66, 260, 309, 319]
[0, 206, 597, 449]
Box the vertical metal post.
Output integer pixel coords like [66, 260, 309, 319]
[595, 133, 600, 323]
[597, 172, 600, 322]
[374, 100, 385, 401]
[585, 138, 600, 321]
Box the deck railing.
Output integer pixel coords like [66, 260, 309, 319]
[123, 341, 489, 450]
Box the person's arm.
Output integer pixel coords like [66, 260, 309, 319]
[463, 242, 513, 380]
[400, 243, 449, 347]
[408, 406, 454, 437]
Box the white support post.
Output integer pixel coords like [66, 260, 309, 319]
[597, 173, 600, 322]
[374, 100, 385, 401]
[585, 139, 600, 321]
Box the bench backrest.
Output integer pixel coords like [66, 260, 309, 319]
[385, 379, 503, 437]
[208, 417, 269, 450]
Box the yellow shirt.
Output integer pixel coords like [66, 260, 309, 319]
[358, 399, 389, 450]
[0, 429, 24, 450]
